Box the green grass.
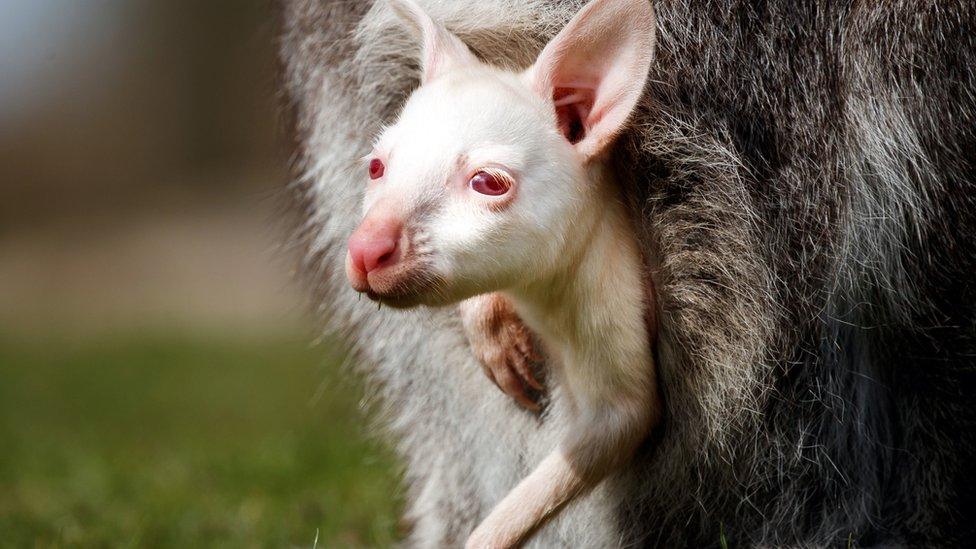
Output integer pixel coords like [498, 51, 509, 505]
[0, 330, 401, 547]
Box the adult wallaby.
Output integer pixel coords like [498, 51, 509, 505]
[344, 1, 658, 546]
[279, 0, 976, 545]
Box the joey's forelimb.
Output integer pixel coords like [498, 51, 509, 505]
[460, 293, 544, 411]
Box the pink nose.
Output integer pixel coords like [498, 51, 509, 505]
[348, 218, 402, 275]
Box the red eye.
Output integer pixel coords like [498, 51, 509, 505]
[469, 170, 510, 196]
[368, 158, 385, 180]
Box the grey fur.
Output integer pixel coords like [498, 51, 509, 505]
[277, 0, 976, 546]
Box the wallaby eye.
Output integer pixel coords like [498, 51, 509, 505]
[368, 158, 385, 180]
[469, 170, 510, 196]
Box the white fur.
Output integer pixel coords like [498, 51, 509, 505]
[346, 1, 659, 546]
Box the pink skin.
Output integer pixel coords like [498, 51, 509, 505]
[347, 216, 402, 283]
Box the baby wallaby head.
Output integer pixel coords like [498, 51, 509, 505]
[346, 0, 656, 307]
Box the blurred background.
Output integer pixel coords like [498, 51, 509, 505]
[0, 0, 399, 546]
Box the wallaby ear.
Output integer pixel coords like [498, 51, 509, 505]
[527, 0, 656, 160]
[388, 0, 479, 83]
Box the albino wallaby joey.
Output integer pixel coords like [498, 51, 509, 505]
[345, 0, 659, 546]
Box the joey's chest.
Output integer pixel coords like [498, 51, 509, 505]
[510, 303, 583, 370]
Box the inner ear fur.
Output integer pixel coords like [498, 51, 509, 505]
[529, 0, 657, 160]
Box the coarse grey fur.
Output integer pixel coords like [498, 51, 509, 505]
[276, 0, 976, 546]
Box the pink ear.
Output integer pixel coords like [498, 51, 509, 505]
[528, 0, 656, 160]
[389, 0, 479, 83]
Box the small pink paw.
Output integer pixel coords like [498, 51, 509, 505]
[461, 294, 544, 411]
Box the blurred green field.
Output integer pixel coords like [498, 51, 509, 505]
[0, 330, 401, 548]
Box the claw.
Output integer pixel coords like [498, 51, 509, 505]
[495, 363, 540, 412]
[514, 358, 543, 391]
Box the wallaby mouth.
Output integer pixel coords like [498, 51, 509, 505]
[347, 251, 447, 310]
[363, 290, 425, 309]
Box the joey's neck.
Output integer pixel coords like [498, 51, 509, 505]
[505, 165, 640, 342]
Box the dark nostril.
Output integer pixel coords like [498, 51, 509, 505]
[361, 237, 399, 273]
